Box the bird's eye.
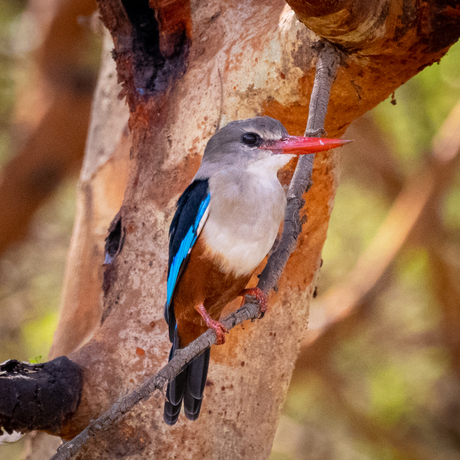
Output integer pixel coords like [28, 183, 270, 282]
[241, 132, 261, 146]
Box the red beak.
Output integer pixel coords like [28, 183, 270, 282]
[261, 136, 351, 155]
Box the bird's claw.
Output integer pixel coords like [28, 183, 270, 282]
[196, 304, 228, 345]
[240, 287, 268, 319]
[206, 319, 228, 345]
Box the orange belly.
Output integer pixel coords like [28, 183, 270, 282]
[172, 237, 251, 347]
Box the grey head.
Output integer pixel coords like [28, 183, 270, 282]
[195, 116, 291, 179]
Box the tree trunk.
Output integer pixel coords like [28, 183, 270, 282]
[5, 0, 460, 458]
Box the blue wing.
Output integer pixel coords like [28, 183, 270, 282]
[165, 179, 211, 340]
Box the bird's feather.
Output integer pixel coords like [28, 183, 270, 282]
[164, 329, 211, 425]
[164, 179, 211, 339]
[164, 179, 211, 425]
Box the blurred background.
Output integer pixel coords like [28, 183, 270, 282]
[0, 0, 459, 459]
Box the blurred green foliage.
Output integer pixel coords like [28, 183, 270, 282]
[375, 41, 460, 169]
[0, 177, 77, 364]
[0, 0, 27, 164]
[443, 168, 460, 228]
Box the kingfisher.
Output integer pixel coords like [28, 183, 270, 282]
[164, 116, 348, 425]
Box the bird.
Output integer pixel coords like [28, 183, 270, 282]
[163, 116, 348, 425]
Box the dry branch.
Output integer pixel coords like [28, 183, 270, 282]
[259, 41, 340, 294]
[50, 303, 258, 460]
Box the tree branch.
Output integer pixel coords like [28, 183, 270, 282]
[258, 41, 340, 294]
[49, 40, 342, 460]
[0, 357, 82, 437]
[50, 302, 259, 460]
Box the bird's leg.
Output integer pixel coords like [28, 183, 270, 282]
[195, 304, 228, 345]
[239, 287, 268, 316]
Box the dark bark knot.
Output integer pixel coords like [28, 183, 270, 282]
[0, 356, 82, 436]
[102, 213, 125, 311]
[104, 214, 124, 265]
[120, 0, 190, 95]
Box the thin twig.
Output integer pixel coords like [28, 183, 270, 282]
[51, 302, 259, 460]
[258, 41, 340, 294]
[51, 40, 341, 460]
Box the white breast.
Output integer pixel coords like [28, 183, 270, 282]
[202, 165, 287, 277]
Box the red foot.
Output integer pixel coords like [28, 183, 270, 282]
[239, 287, 268, 317]
[196, 304, 228, 345]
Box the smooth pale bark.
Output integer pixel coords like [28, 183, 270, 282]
[49, 32, 130, 358]
[30, 0, 460, 458]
